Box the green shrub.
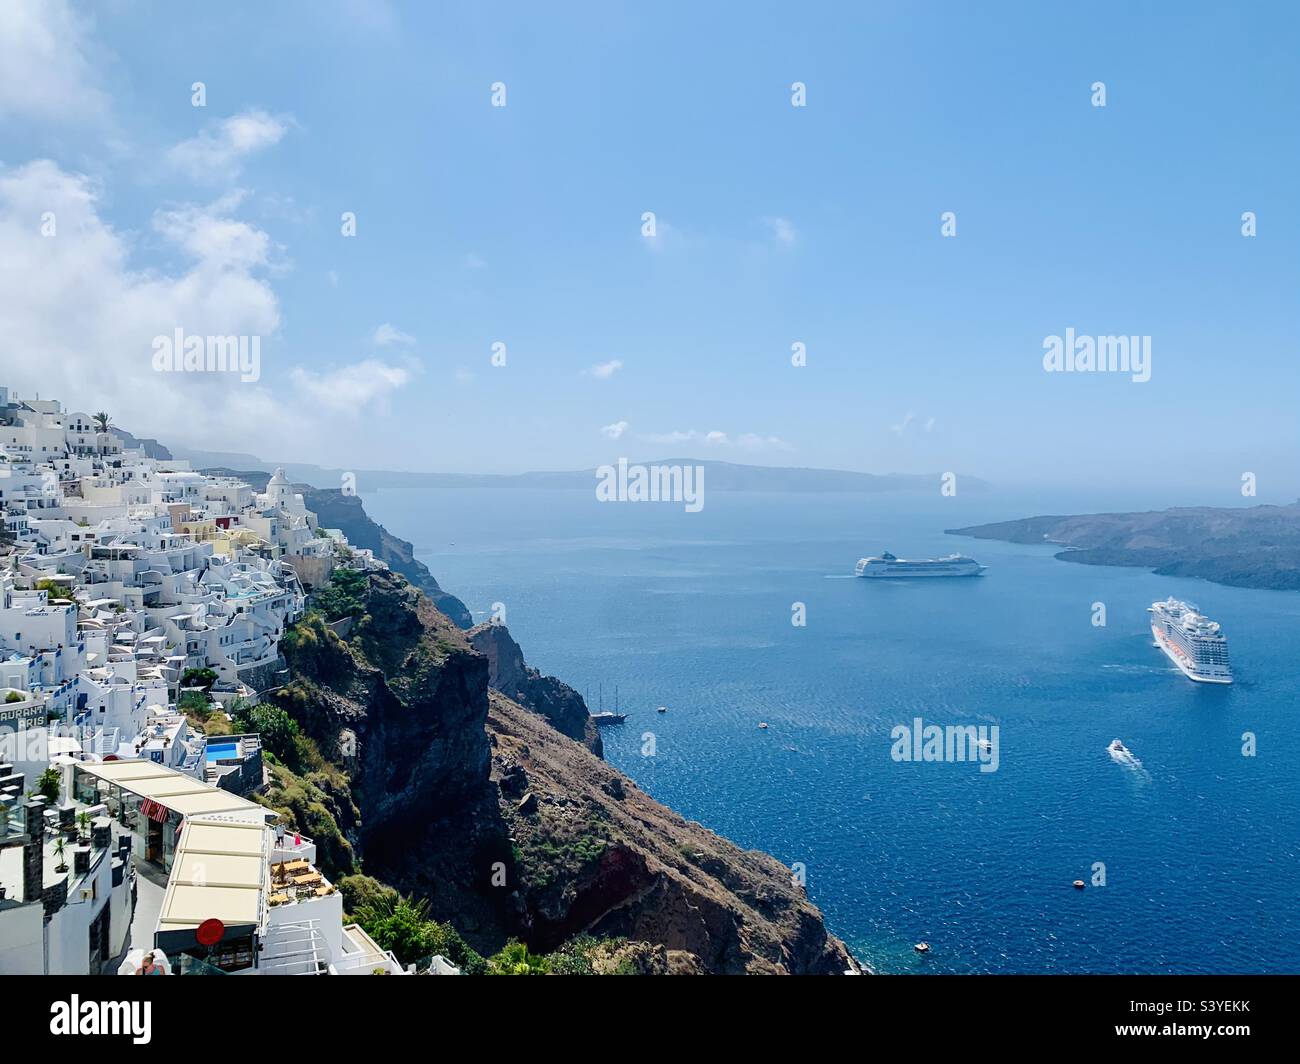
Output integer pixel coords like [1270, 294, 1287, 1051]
[200, 714, 233, 737]
[34, 578, 70, 600]
[337, 874, 398, 916]
[182, 667, 217, 689]
[231, 701, 300, 763]
[178, 690, 210, 714]
[310, 568, 370, 622]
[485, 940, 551, 976]
[352, 893, 483, 971]
[37, 767, 61, 802]
[548, 935, 598, 975]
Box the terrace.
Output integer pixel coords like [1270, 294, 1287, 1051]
[267, 854, 337, 909]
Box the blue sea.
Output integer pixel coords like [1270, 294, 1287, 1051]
[362, 485, 1300, 974]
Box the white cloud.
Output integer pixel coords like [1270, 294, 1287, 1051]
[762, 216, 797, 246]
[639, 429, 790, 451]
[153, 192, 274, 271]
[0, 160, 286, 446]
[600, 420, 629, 440]
[0, 0, 108, 122]
[891, 412, 937, 436]
[167, 110, 289, 181]
[585, 359, 623, 379]
[290, 360, 411, 413]
[372, 322, 416, 347]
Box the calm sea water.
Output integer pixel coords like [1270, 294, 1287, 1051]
[362, 485, 1300, 974]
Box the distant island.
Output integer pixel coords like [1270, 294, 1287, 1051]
[948, 503, 1300, 591]
[165, 441, 990, 495]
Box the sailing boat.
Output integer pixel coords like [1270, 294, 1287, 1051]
[591, 683, 627, 725]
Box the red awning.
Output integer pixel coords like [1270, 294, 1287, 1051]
[139, 798, 170, 823]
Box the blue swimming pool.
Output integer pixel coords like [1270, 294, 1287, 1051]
[205, 742, 240, 762]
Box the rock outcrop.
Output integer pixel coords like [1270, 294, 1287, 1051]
[468, 622, 602, 755]
[484, 690, 857, 974]
[300, 488, 474, 627]
[274, 567, 857, 974]
[275, 570, 490, 832]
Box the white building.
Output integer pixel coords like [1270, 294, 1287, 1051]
[0, 382, 395, 977]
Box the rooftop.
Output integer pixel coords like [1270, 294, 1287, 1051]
[158, 818, 267, 931]
[75, 759, 267, 821]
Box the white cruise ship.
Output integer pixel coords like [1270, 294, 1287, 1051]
[1148, 597, 1233, 684]
[855, 551, 986, 578]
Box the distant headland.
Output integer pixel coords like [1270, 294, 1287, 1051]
[948, 503, 1300, 591]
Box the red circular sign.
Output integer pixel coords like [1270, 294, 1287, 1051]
[196, 918, 225, 946]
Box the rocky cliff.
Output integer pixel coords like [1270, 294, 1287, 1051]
[468, 622, 602, 755]
[301, 488, 474, 627]
[272, 568, 856, 974]
[483, 688, 856, 973]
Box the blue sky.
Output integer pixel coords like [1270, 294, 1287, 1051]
[0, 1, 1296, 496]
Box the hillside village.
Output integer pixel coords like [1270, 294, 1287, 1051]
[0, 385, 422, 975]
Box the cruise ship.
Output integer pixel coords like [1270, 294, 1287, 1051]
[1148, 597, 1233, 684]
[855, 551, 986, 578]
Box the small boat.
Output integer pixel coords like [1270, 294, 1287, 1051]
[913, 942, 930, 953]
[592, 684, 627, 725]
[656, 705, 667, 713]
[1072, 880, 1086, 890]
[1107, 738, 1143, 770]
[758, 722, 769, 730]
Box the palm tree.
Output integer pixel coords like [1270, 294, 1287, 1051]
[92, 411, 113, 456]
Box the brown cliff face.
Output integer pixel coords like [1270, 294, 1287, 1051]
[486, 691, 857, 975]
[467, 621, 602, 755]
[280, 569, 857, 974]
